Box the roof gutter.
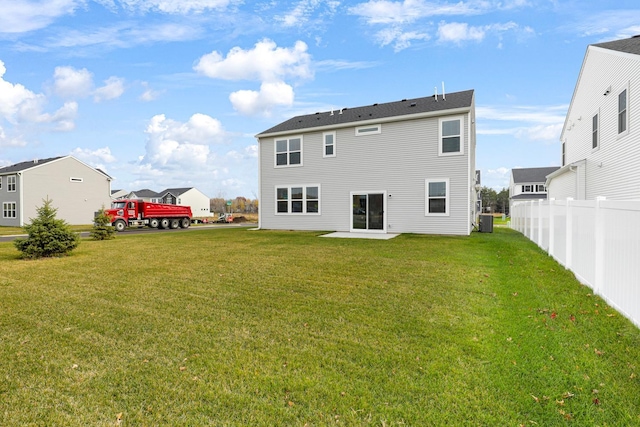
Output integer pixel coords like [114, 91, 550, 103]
[545, 159, 585, 187]
[256, 106, 472, 139]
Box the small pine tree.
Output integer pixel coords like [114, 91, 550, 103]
[14, 198, 80, 259]
[91, 206, 116, 240]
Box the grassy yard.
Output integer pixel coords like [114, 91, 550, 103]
[0, 228, 638, 426]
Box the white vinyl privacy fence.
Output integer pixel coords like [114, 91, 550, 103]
[511, 198, 640, 328]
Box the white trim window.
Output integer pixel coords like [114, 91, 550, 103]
[355, 124, 381, 136]
[536, 184, 546, 192]
[425, 178, 449, 216]
[323, 131, 336, 157]
[275, 136, 303, 167]
[276, 185, 320, 214]
[618, 87, 629, 136]
[7, 175, 16, 192]
[522, 185, 533, 192]
[3, 202, 16, 218]
[439, 116, 464, 156]
[592, 112, 600, 150]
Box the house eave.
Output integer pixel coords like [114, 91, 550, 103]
[545, 159, 586, 186]
[256, 106, 472, 139]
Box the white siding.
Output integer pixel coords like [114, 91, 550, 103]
[179, 188, 212, 217]
[559, 46, 640, 200]
[548, 169, 577, 200]
[259, 112, 474, 235]
[21, 157, 112, 225]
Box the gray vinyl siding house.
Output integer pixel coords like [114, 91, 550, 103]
[0, 156, 112, 226]
[256, 90, 478, 235]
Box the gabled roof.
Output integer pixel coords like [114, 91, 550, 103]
[593, 35, 640, 56]
[0, 156, 64, 174]
[257, 89, 474, 136]
[129, 189, 159, 197]
[512, 167, 560, 184]
[159, 188, 193, 197]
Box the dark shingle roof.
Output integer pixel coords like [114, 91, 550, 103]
[159, 188, 193, 197]
[593, 35, 640, 56]
[131, 189, 160, 197]
[0, 157, 64, 174]
[511, 194, 549, 201]
[257, 89, 474, 136]
[512, 167, 560, 184]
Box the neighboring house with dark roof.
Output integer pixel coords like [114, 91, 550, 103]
[256, 89, 478, 235]
[548, 35, 640, 200]
[509, 166, 560, 212]
[123, 187, 212, 217]
[0, 156, 112, 226]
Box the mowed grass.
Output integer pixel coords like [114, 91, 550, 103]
[0, 228, 639, 426]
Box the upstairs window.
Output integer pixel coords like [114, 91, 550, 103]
[592, 113, 599, 149]
[536, 184, 546, 192]
[275, 137, 302, 167]
[522, 185, 533, 192]
[618, 88, 628, 135]
[7, 175, 16, 192]
[439, 116, 464, 155]
[323, 131, 336, 157]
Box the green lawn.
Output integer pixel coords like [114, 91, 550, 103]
[1, 228, 638, 426]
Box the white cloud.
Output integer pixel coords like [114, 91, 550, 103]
[139, 84, 162, 102]
[70, 146, 117, 170]
[275, 0, 340, 28]
[375, 26, 430, 51]
[437, 21, 486, 43]
[94, 76, 125, 102]
[194, 39, 312, 82]
[104, 0, 232, 14]
[349, 0, 483, 25]
[141, 113, 226, 169]
[477, 104, 567, 144]
[0, 0, 79, 34]
[53, 66, 94, 99]
[229, 81, 295, 116]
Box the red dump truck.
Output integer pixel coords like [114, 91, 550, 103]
[106, 199, 192, 232]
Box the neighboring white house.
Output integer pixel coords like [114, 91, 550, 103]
[122, 187, 212, 217]
[256, 89, 478, 235]
[0, 156, 112, 226]
[509, 166, 559, 212]
[111, 189, 128, 200]
[547, 35, 640, 200]
[158, 188, 212, 217]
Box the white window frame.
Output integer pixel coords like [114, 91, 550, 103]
[522, 185, 533, 192]
[7, 175, 16, 192]
[425, 178, 450, 216]
[618, 84, 629, 137]
[274, 136, 303, 168]
[592, 110, 600, 151]
[536, 184, 546, 192]
[355, 124, 381, 136]
[438, 116, 464, 156]
[323, 131, 336, 157]
[3, 202, 16, 219]
[275, 184, 321, 215]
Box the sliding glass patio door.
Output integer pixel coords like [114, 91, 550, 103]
[352, 192, 385, 232]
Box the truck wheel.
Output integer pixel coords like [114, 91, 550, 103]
[169, 218, 180, 229]
[114, 220, 127, 232]
[180, 218, 190, 228]
[149, 218, 159, 228]
[159, 218, 170, 229]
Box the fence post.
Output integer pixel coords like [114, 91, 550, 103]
[548, 198, 555, 258]
[594, 196, 606, 295]
[565, 198, 573, 269]
[529, 200, 534, 240]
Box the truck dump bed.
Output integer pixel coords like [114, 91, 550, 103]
[141, 202, 192, 218]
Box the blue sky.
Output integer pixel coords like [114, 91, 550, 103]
[1, 0, 639, 199]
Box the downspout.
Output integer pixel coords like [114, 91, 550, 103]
[257, 138, 262, 230]
[18, 172, 23, 226]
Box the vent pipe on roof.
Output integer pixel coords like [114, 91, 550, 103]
[434, 86, 438, 102]
[442, 82, 446, 101]
[339, 108, 345, 114]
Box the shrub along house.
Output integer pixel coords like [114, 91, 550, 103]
[256, 89, 478, 235]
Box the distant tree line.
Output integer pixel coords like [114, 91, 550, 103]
[210, 197, 259, 214]
[480, 186, 509, 214]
